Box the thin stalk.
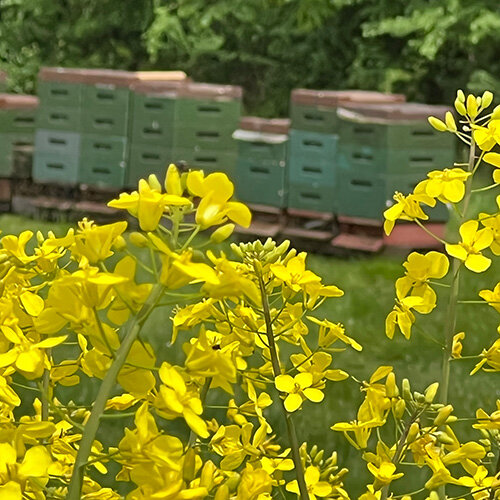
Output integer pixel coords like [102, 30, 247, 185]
[41, 348, 52, 421]
[440, 138, 475, 404]
[257, 271, 309, 500]
[67, 283, 164, 500]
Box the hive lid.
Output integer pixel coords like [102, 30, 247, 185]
[130, 79, 188, 96]
[0, 93, 39, 110]
[134, 71, 188, 81]
[177, 82, 242, 100]
[291, 88, 406, 107]
[39, 67, 137, 86]
[239, 116, 290, 134]
[337, 102, 451, 123]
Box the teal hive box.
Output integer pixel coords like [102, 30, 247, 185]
[127, 144, 174, 187]
[234, 117, 290, 208]
[336, 169, 448, 222]
[79, 134, 128, 188]
[289, 89, 405, 134]
[0, 133, 35, 176]
[287, 130, 338, 187]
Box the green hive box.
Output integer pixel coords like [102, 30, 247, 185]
[0, 108, 36, 134]
[287, 181, 335, 213]
[37, 81, 82, 108]
[235, 144, 288, 207]
[337, 144, 455, 176]
[174, 97, 241, 131]
[336, 169, 448, 221]
[36, 105, 82, 131]
[79, 134, 128, 188]
[32, 130, 81, 184]
[127, 144, 174, 187]
[0, 133, 35, 176]
[287, 130, 338, 187]
[81, 85, 131, 136]
[130, 93, 177, 147]
[289, 89, 405, 133]
[173, 125, 237, 152]
[172, 148, 237, 176]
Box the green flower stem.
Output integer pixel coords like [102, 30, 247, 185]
[67, 283, 164, 500]
[441, 137, 476, 405]
[257, 272, 309, 500]
[41, 348, 51, 421]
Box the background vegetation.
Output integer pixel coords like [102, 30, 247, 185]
[1, 0, 500, 115]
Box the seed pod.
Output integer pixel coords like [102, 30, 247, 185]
[433, 404, 453, 426]
[424, 383, 439, 404]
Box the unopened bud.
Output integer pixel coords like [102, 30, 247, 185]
[424, 383, 439, 404]
[429, 491, 440, 500]
[148, 174, 162, 192]
[214, 485, 229, 500]
[129, 232, 149, 247]
[402, 379, 412, 401]
[183, 448, 196, 482]
[492, 105, 500, 119]
[481, 91, 494, 109]
[165, 164, 183, 195]
[435, 431, 455, 445]
[210, 224, 235, 243]
[457, 89, 465, 102]
[445, 111, 457, 131]
[434, 404, 453, 426]
[466, 94, 478, 118]
[313, 449, 324, 465]
[200, 460, 217, 488]
[112, 235, 126, 251]
[225, 473, 240, 492]
[385, 372, 398, 398]
[454, 98, 467, 116]
[394, 399, 406, 419]
[428, 116, 447, 132]
[406, 422, 420, 444]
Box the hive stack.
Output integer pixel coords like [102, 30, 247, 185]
[0, 94, 38, 178]
[287, 90, 406, 213]
[34, 68, 138, 187]
[233, 117, 290, 208]
[335, 102, 454, 221]
[127, 78, 187, 186]
[171, 83, 242, 176]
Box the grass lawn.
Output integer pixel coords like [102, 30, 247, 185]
[1, 179, 499, 496]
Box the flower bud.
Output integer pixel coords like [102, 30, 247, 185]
[492, 105, 500, 119]
[214, 485, 229, 500]
[210, 224, 235, 243]
[433, 404, 453, 426]
[454, 98, 467, 116]
[466, 94, 478, 118]
[112, 235, 127, 251]
[457, 89, 465, 102]
[428, 116, 447, 132]
[129, 232, 149, 247]
[445, 111, 457, 131]
[429, 491, 440, 500]
[394, 399, 406, 419]
[481, 91, 493, 108]
[165, 164, 183, 196]
[313, 449, 324, 465]
[402, 378, 412, 401]
[183, 448, 197, 482]
[385, 372, 399, 398]
[200, 460, 217, 488]
[435, 431, 455, 445]
[406, 422, 420, 444]
[225, 473, 240, 492]
[424, 383, 439, 404]
[148, 174, 162, 192]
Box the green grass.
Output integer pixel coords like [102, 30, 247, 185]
[1, 180, 499, 497]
